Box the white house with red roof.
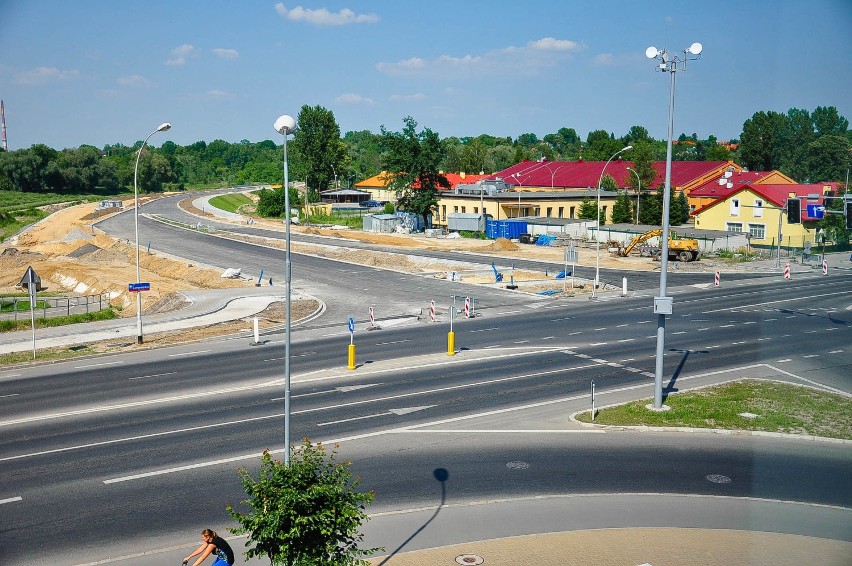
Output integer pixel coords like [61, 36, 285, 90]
[688, 167, 796, 215]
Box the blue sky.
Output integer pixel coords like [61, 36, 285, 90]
[1, 1, 850, 150]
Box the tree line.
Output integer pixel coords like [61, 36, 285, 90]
[1, 105, 848, 203]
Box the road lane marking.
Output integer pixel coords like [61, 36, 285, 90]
[0, 496, 22, 505]
[317, 405, 434, 427]
[73, 361, 123, 369]
[672, 331, 686, 335]
[129, 371, 177, 381]
[469, 328, 499, 333]
[0, 393, 19, 399]
[617, 339, 635, 343]
[589, 342, 608, 346]
[829, 350, 843, 354]
[168, 350, 211, 357]
[777, 359, 792, 363]
[803, 355, 819, 359]
[375, 339, 411, 346]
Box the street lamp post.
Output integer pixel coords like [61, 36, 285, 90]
[274, 114, 296, 465]
[132, 122, 171, 345]
[646, 41, 702, 409]
[627, 167, 641, 224]
[592, 146, 632, 299]
[330, 164, 338, 190]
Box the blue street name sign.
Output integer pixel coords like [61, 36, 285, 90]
[128, 282, 151, 292]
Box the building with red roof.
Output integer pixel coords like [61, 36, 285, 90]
[688, 168, 795, 214]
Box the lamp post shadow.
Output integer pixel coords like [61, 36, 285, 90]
[377, 467, 449, 565]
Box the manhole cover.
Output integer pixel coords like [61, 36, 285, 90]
[456, 554, 484, 565]
[706, 474, 732, 484]
[506, 461, 529, 470]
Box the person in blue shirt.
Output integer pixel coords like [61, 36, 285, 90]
[183, 528, 234, 566]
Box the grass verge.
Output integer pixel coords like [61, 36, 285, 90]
[0, 309, 118, 332]
[574, 379, 852, 440]
[208, 193, 253, 213]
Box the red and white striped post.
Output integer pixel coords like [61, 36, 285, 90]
[430, 299, 435, 323]
[822, 259, 828, 275]
[714, 271, 720, 287]
[369, 306, 375, 328]
[784, 263, 791, 280]
[464, 296, 470, 319]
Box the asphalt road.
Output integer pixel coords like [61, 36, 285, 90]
[1, 267, 849, 564]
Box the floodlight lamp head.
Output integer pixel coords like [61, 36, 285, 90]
[688, 42, 703, 55]
[274, 114, 296, 135]
[622, 145, 633, 153]
[157, 122, 172, 133]
[645, 46, 659, 59]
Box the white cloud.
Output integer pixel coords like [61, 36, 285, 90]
[165, 44, 201, 66]
[593, 53, 616, 65]
[389, 93, 426, 102]
[117, 75, 155, 88]
[212, 48, 239, 60]
[204, 89, 235, 100]
[14, 66, 80, 85]
[275, 3, 379, 25]
[528, 37, 581, 51]
[335, 93, 374, 105]
[377, 36, 585, 78]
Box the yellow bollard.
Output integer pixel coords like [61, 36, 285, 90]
[348, 343, 356, 370]
[447, 331, 455, 356]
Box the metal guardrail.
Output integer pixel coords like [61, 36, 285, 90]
[0, 293, 112, 322]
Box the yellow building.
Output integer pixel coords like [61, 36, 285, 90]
[693, 183, 838, 250]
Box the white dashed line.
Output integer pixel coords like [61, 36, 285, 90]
[168, 350, 211, 357]
[777, 359, 792, 363]
[73, 361, 123, 369]
[0, 496, 22, 505]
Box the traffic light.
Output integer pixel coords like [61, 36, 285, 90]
[846, 200, 852, 230]
[786, 198, 801, 224]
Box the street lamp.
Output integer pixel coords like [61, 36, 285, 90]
[646, 41, 702, 409]
[274, 113, 296, 465]
[626, 167, 641, 224]
[132, 122, 171, 345]
[330, 164, 338, 190]
[592, 146, 632, 299]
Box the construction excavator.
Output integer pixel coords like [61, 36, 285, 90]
[617, 229, 701, 262]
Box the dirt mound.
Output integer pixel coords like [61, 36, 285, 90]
[61, 228, 94, 243]
[143, 292, 191, 315]
[302, 227, 323, 235]
[67, 243, 102, 258]
[476, 237, 519, 252]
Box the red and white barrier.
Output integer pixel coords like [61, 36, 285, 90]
[714, 271, 720, 287]
[822, 259, 828, 275]
[369, 306, 375, 328]
[430, 300, 435, 323]
[784, 263, 791, 280]
[464, 296, 470, 319]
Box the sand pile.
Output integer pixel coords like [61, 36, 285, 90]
[476, 238, 519, 252]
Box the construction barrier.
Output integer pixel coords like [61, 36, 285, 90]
[714, 271, 720, 287]
[822, 259, 828, 275]
[430, 300, 435, 323]
[784, 263, 791, 280]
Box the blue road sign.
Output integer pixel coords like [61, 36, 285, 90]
[348, 317, 355, 333]
[807, 204, 825, 219]
[128, 282, 150, 292]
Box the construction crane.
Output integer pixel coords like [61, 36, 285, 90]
[618, 229, 701, 262]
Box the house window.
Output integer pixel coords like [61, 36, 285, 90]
[569, 206, 575, 219]
[730, 198, 740, 216]
[558, 207, 564, 218]
[441, 205, 446, 221]
[726, 222, 743, 232]
[748, 223, 765, 239]
[546, 207, 553, 217]
[461, 206, 466, 213]
[453, 206, 459, 213]
[474, 207, 479, 214]
[753, 199, 764, 218]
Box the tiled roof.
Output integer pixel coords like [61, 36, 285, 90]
[689, 171, 776, 198]
[487, 160, 732, 190]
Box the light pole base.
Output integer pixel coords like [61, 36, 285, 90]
[645, 403, 671, 412]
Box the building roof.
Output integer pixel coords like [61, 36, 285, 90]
[689, 170, 793, 199]
[355, 171, 488, 191]
[692, 182, 841, 220]
[488, 160, 735, 191]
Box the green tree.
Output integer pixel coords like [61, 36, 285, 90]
[380, 116, 449, 228]
[804, 135, 851, 182]
[578, 196, 599, 221]
[293, 105, 347, 196]
[639, 186, 664, 225]
[670, 191, 690, 225]
[256, 187, 302, 218]
[229, 441, 378, 566]
[811, 105, 849, 137]
[610, 191, 634, 224]
[782, 108, 815, 180]
[738, 111, 791, 171]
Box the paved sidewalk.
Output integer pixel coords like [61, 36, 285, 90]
[0, 286, 301, 355]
